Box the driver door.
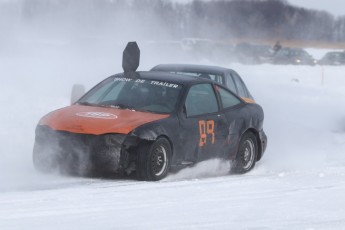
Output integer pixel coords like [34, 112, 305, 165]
[178, 83, 229, 163]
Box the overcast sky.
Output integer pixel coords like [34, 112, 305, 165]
[288, 0, 344, 17]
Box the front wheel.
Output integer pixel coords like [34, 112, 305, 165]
[137, 138, 172, 181]
[231, 132, 258, 174]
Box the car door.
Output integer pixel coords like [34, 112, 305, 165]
[215, 85, 245, 160]
[178, 83, 229, 164]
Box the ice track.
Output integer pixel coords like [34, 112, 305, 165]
[1, 167, 345, 229]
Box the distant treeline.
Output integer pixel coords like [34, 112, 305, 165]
[2, 0, 345, 42]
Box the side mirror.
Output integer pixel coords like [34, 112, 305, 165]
[70, 84, 85, 105]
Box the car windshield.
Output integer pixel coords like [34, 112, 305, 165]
[78, 76, 182, 114]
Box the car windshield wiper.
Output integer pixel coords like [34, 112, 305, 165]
[99, 103, 136, 111]
[137, 108, 169, 114]
[77, 101, 97, 106]
[77, 101, 134, 110]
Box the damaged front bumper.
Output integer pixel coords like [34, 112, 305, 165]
[33, 125, 139, 175]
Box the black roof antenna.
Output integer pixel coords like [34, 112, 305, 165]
[122, 42, 140, 73]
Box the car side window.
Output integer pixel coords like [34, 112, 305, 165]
[232, 73, 247, 98]
[213, 74, 224, 85]
[218, 87, 241, 109]
[101, 81, 126, 102]
[185, 84, 218, 117]
[84, 79, 123, 104]
[225, 73, 237, 93]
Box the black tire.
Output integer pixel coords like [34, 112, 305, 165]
[231, 132, 258, 174]
[137, 138, 172, 181]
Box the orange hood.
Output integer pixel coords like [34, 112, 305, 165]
[39, 105, 169, 135]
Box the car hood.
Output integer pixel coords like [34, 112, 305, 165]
[39, 105, 169, 135]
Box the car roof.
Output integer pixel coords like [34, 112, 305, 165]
[151, 64, 232, 75]
[112, 71, 213, 85]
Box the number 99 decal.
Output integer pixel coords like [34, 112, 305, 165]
[199, 120, 215, 147]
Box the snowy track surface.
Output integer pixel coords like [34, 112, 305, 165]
[1, 47, 345, 229]
[1, 170, 345, 230]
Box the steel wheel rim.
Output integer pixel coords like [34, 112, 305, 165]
[151, 145, 167, 176]
[241, 139, 255, 170]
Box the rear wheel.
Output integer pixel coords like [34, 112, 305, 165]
[231, 132, 258, 174]
[137, 138, 171, 181]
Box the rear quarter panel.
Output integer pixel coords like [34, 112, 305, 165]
[222, 103, 264, 160]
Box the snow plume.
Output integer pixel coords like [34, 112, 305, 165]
[33, 135, 93, 177]
[164, 159, 231, 181]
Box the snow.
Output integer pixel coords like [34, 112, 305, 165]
[1, 44, 345, 229]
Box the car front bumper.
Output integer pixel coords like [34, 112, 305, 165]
[33, 125, 130, 175]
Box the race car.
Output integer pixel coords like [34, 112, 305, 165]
[33, 42, 267, 181]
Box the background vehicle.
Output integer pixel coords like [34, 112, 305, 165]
[234, 43, 274, 64]
[272, 47, 317, 65]
[318, 51, 345, 65]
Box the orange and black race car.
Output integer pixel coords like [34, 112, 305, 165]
[33, 42, 267, 181]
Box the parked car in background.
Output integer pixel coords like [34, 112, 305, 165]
[234, 43, 273, 64]
[272, 47, 317, 65]
[318, 51, 345, 65]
